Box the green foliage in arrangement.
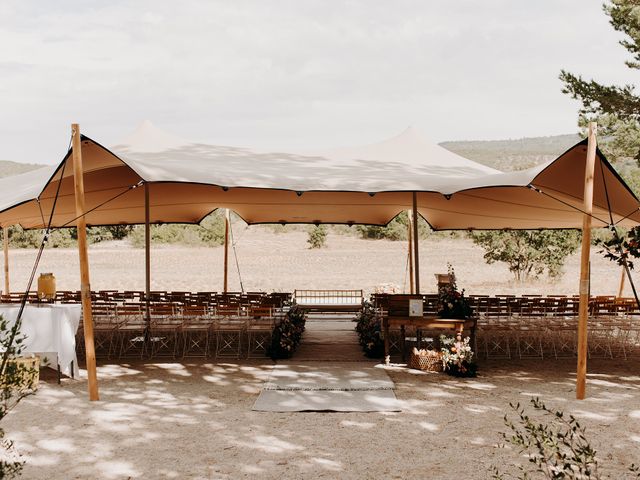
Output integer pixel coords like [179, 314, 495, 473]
[353, 301, 384, 358]
[306, 225, 328, 249]
[468, 230, 581, 281]
[0, 315, 39, 478]
[267, 305, 307, 359]
[597, 225, 640, 269]
[560, 0, 640, 164]
[493, 398, 640, 479]
[437, 264, 473, 320]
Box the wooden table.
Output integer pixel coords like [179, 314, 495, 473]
[0, 303, 81, 378]
[382, 316, 476, 362]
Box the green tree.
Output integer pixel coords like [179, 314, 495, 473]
[560, 0, 640, 163]
[468, 230, 581, 281]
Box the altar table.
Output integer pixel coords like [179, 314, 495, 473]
[382, 316, 476, 362]
[0, 304, 81, 377]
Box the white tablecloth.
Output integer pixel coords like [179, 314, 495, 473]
[0, 304, 81, 377]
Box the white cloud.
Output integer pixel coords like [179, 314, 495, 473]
[0, 0, 636, 163]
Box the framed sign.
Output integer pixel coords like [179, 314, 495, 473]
[409, 299, 423, 317]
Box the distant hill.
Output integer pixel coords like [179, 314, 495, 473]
[440, 134, 582, 172]
[0, 160, 46, 178]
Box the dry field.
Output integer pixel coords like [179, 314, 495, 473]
[4, 228, 637, 297]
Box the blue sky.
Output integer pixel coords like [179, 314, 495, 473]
[0, 1, 637, 163]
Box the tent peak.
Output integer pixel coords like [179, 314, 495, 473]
[320, 126, 501, 176]
[114, 120, 190, 153]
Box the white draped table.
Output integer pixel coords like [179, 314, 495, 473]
[0, 304, 81, 377]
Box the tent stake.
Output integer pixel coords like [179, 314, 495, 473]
[576, 122, 597, 400]
[223, 208, 230, 293]
[408, 209, 414, 294]
[3, 226, 8, 295]
[71, 123, 99, 401]
[144, 183, 151, 336]
[412, 193, 420, 294]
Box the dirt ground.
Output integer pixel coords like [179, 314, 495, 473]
[3, 229, 637, 297]
[2, 358, 639, 479]
[3, 231, 639, 479]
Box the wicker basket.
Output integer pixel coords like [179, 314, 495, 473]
[409, 351, 443, 372]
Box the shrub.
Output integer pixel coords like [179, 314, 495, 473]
[128, 211, 227, 248]
[493, 398, 640, 479]
[268, 305, 307, 359]
[307, 225, 328, 249]
[0, 315, 39, 478]
[6, 225, 74, 249]
[198, 213, 226, 246]
[353, 301, 384, 358]
[356, 211, 456, 241]
[3, 225, 133, 248]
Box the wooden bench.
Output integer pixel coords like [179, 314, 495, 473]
[293, 289, 363, 313]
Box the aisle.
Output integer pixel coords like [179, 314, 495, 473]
[290, 314, 369, 362]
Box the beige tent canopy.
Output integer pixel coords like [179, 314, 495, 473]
[0, 121, 629, 402]
[0, 121, 638, 229]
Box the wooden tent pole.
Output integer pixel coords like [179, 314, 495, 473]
[576, 122, 597, 400]
[412, 193, 420, 294]
[407, 209, 414, 294]
[71, 123, 99, 401]
[3, 226, 9, 295]
[617, 266, 625, 298]
[223, 209, 230, 293]
[144, 183, 151, 330]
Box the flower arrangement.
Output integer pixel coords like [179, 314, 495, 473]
[440, 333, 477, 377]
[438, 264, 472, 319]
[353, 301, 384, 358]
[267, 304, 307, 359]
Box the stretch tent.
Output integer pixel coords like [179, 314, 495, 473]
[0, 121, 638, 229]
[0, 121, 635, 402]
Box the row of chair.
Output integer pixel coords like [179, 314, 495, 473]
[76, 303, 287, 360]
[374, 294, 640, 360]
[1, 290, 292, 308]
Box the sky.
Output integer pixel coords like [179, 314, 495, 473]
[0, 0, 637, 164]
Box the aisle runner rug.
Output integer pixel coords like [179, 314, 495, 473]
[253, 363, 401, 412]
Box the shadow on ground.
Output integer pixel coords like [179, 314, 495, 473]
[3, 358, 639, 479]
